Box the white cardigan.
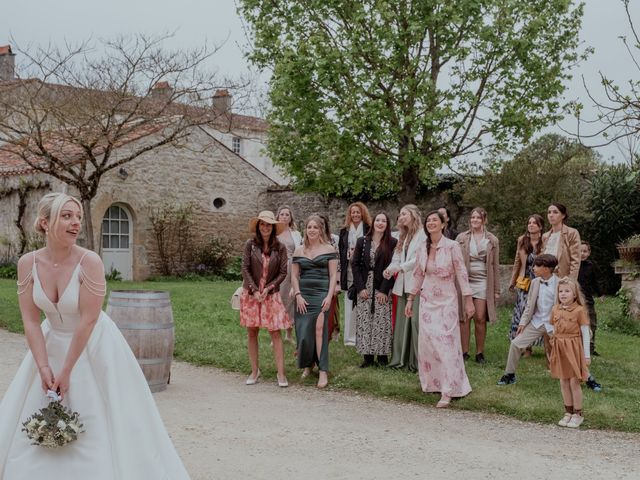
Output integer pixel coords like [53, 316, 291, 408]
[387, 229, 426, 296]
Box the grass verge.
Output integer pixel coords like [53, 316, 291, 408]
[0, 279, 638, 432]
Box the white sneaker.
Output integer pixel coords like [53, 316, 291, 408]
[558, 413, 572, 427]
[566, 414, 584, 428]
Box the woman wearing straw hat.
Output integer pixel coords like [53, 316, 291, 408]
[240, 211, 292, 387]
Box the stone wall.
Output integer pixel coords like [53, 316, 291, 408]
[259, 184, 466, 235]
[90, 128, 276, 279]
[0, 173, 58, 260]
[620, 273, 640, 325]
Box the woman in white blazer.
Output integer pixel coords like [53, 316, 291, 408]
[384, 205, 425, 371]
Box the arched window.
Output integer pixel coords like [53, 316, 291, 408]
[102, 205, 130, 249]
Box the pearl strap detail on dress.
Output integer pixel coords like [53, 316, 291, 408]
[79, 268, 107, 297]
[16, 269, 33, 295]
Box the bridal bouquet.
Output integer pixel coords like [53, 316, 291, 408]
[22, 390, 85, 448]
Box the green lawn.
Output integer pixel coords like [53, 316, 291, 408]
[1, 278, 639, 432]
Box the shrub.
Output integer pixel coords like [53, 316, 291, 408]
[192, 237, 235, 276]
[221, 256, 242, 281]
[148, 202, 196, 276]
[105, 268, 123, 281]
[581, 164, 640, 293]
[0, 262, 17, 279]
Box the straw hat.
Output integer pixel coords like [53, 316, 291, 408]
[248, 211, 286, 235]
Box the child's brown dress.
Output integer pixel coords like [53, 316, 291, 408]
[549, 302, 589, 381]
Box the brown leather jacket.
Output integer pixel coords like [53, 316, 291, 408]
[241, 239, 288, 294]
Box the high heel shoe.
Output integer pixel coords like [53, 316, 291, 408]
[301, 368, 311, 379]
[245, 369, 261, 385]
[277, 375, 289, 388]
[436, 395, 451, 408]
[317, 372, 328, 389]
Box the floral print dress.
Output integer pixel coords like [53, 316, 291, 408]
[412, 237, 472, 398]
[240, 252, 292, 331]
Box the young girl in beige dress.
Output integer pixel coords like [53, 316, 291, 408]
[550, 277, 591, 429]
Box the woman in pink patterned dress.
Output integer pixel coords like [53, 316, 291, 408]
[405, 210, 475, 408]
[240, 211, 292, 387]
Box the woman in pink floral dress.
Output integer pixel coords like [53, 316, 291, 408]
[240, 211, 292, 387]
[405, 211, 476, 408]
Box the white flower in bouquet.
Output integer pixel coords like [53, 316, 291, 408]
[22, 390, 85, 448]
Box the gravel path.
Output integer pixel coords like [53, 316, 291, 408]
[1, 328, 639, 479]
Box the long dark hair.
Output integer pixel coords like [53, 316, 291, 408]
[367, 212, 394, 265]
[253, 221, 280, 254]
[550, 202, 569, 223]
[424, 210, 446, 256]
[522, 214, 544, 254]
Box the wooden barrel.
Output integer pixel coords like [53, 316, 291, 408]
[106, 290, 174, 393]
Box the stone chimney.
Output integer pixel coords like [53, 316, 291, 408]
[212, 89, 232, 115]
[150, 81, 173, 101]
[0, 45, 16, 82]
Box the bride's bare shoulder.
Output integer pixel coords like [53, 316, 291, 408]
[77, 248, 105, 276]
[17, 250, 38, 278]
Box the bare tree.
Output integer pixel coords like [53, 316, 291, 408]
[0, 34, 246, 249]
[573, 0, 640, 163]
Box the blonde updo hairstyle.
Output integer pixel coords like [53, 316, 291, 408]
[34, 193, 83, 240]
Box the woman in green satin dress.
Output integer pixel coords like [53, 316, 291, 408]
[291, 215, 338, 388]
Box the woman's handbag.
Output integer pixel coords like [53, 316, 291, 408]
[230, 286, 243, 310]
[515, 276, 531, 292]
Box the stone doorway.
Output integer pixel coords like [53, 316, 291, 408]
[101, 204, 133, 280]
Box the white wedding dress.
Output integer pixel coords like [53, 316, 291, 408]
[0, 255, 191, 479]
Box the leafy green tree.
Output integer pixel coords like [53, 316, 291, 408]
[240, 0, 586, 200]
[459, 134, 600, 263]
[582, 163, 640, 292]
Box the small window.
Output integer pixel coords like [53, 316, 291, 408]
[232, 137, 241, 154]
[213, 197, 226, 209]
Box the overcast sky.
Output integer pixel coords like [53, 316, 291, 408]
[1, 0, 638, 162]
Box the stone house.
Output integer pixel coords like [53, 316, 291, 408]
[0, 45, 283, 280]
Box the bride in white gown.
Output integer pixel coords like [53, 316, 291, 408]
[0, 193, 191, 479]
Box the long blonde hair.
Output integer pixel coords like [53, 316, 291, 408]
[303, 215, 328, 249]
[34, 193, 83, 240]
[556, 277, 586, 307]
[396, 204, 422, 252]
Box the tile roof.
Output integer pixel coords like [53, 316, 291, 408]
[0, 119, 169, 177]
[0, 78, 268, 132]
[0, 78, 269, 177]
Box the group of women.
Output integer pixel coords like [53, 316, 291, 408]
[0, 191, 588, 479]
[238, 200, 585, 406]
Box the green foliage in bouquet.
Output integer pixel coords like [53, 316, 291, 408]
[22, 400, 84, 448]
